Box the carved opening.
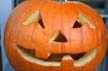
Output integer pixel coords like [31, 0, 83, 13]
[50, 31, 67, 43]
[76, 13, 96, 28]
[70, 53, 85, 60]
[22, 10, 45, 28]
[73, 21, 82, 28]
[22, 10, 40, 25]
[16, 44, 35, 57]
[15, 44, 85, 62]
[38, 17, 45, 28]
[46, 53, 85, 61]
[15, 44, 97, 66]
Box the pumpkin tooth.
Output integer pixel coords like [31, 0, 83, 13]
[61, 55, 74, 71]
[48, 53, 51, 57]
[62, 55, 73, 60]
[22, 10, 41, 25]
[35, 51, 50, 59]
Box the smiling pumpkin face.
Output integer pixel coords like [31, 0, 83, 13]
[4, 0, 107, 71]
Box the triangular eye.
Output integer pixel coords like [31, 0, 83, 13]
[73, 21, 82, 28]
[74, 13, 96, 28]
[22, 10, 45, 28]
[50, 31, 67, 43]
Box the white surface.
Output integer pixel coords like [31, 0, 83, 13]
[0, 0, 13, 70]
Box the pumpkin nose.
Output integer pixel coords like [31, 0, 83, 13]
[50, 31, 67, 43]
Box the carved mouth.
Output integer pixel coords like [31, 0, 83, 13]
[14, 44, 97, 67]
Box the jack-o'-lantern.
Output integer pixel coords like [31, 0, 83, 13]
[4, 0, 107, 71]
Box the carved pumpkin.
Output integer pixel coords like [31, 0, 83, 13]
[4, 0, 107, 71]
